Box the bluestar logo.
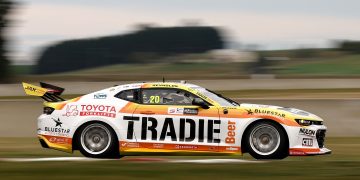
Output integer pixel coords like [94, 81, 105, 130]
[94, 93, 107, 99]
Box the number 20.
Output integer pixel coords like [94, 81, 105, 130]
[150, 96, 160, 103]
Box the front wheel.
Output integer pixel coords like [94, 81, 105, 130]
[244, 121, 288, 159]
[77, 122, 119, 158]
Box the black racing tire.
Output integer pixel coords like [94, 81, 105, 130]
[244, 121, 288, 159]
[76, 122, 120, 158]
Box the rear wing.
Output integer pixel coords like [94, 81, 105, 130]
[22, 82, 65, 102]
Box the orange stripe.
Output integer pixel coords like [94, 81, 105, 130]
[38, 135, 73, 153]
[42, 135, 72, 145]
[119, 102, 136, 113]
[221, 109, 299, 127]
[58, 96, 82, 110]
[120, 141, 241, 153]
[290, 148, 320, 152]
[289, 148, 320, 155]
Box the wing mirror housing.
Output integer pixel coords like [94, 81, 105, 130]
[192, 98, 210, 109]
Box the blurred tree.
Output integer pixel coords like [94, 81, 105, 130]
[0, 0, 13, 82]
[340, 41, 360, 54]
[36, 26, 224, 74]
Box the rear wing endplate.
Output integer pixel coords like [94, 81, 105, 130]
[22, 82, 65, 102]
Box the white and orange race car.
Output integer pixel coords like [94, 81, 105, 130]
[22, 81, 331, 159]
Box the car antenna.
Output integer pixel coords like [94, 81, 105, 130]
[162, 77, 165, 83]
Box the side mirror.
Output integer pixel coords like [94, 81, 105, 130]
[192, 98, 209, 109]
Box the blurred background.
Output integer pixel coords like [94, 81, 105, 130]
[0, 0, 360, 179]
[2, 0, 360, 81]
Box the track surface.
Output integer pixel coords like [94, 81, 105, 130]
[0, 137, 359, 179]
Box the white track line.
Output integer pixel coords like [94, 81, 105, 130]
[169, 159, 265, 164]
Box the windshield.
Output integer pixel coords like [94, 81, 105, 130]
[194, 88, 239, 107]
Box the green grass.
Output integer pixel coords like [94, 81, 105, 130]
[9, 65, 34, 75]
[12, 53, 360, 82]
[0, 137, 359, 179]
[18, 62, 252, 82]
[277, 54, 360, 75]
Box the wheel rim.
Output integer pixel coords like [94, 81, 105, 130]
[80, 124, 111, 155]
[249, 124, 280, 156]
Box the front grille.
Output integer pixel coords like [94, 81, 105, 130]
[316, 130, 326, 148]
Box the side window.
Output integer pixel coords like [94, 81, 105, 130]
[115, 89, 139, 103]
[142, 88, 196, 105]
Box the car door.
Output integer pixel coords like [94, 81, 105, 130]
[114, 88, 142, 150]
[132, 88, 221, 153]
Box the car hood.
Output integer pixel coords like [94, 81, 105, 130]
[238, 103, 323, 121]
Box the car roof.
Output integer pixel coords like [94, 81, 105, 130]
[116, 82, 202, 90]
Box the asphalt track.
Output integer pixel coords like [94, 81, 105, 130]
[0, 98, 359, 137]
[0, 137, 358, 179]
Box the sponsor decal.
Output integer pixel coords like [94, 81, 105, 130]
[175, 145, 198, 150]
[299, 128, 316, 137]
[94, 93, 107, 99]
[254, 109, 286, 118]
[302, 138, 313, 147]
[246, 109, 253, 115]
[168, 107, 199, 115]
[226, 146, 239, 151]
[80, 105, 116, 118]
[25, 86, 37, 92]
[289, 150, 306, 156]
[48, 137, 70, 144]
[152, 84, 178, 88]
[153, 143, 164, 149]
[53, 118, 62, 127]
[195, 92, 208, 101]
[183, 108, 198, 115]
[121, 142, 140, 148]
[44, 118, 70, 136]
[225, 120, 236, 144]
[63, 105, 79, 117]
[123, 116, 220, 144]
[24, 85, 46, 94]
[168, 107, 184, 115]
[129, 84, 141, 88]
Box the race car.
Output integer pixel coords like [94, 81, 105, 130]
[22, 81, 331, 159]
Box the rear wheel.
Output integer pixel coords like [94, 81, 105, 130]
[244, 121, 288, 159]
[77, 122, 119, 158]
